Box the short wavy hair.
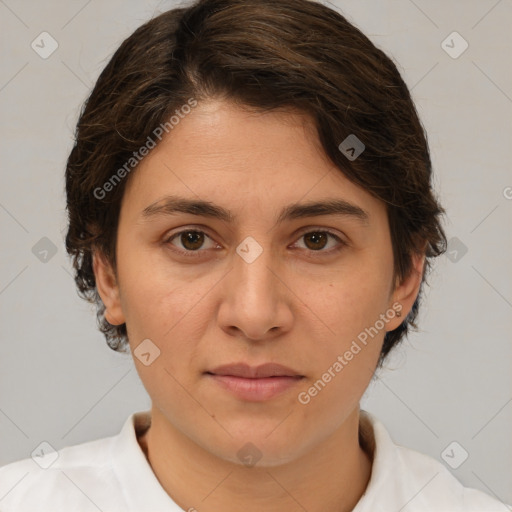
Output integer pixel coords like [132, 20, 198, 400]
[65, 0, 446, 366]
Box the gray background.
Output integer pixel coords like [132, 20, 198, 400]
[1, 0, 511, 506]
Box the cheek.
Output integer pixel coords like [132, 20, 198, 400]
[295, 349, 377, 443]
[116, 246, 212, 350]
[122, 282, 210, 348]
[293, 271, 390, 427]
[297, 255, 393, 343]
[117, 256, 216, 401]
[292, 249, 393, 402]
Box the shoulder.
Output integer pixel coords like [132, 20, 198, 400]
[0, 431, 123, 511]
[394, 442, 508, 511]
[356, 410, 511, 512]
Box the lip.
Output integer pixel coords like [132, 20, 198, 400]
[208, 362, 302, 378]
[205, 363, 304, 401]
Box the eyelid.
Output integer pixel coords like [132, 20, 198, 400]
[292, 225, 346, 241]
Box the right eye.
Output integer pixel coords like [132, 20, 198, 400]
[164, 229, 219, 257]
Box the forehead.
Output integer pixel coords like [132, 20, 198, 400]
[121, 99, 386, 224]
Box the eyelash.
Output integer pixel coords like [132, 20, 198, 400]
[163, 227, 347, 259]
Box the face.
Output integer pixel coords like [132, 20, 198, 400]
[94, 99, 423, 466]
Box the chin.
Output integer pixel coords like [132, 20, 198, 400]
[200, 425, 310, 469]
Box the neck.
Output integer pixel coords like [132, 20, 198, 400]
[138, 405, 372, 512]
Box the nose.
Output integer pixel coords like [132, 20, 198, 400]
[217, 238, 293, 342]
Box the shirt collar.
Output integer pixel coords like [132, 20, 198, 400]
[110, 409, 397, 511]
[353, 409, 399, 510]
[110, 410, 182, 511]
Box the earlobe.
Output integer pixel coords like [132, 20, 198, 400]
[387, 252, 425, 331]
[92, 251, 126, 326]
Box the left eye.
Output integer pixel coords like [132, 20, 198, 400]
[164, 229, 344, 255]
[292, 230, 343, 252]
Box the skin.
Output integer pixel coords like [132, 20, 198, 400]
[94, 99, 424, 512]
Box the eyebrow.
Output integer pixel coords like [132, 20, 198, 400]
[141, 195, 369, 226]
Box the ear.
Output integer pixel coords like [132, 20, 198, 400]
[92, 250, 126, 326]
[386, 252, 425, 331]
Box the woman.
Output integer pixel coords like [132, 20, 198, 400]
[0, 0, 508, 510]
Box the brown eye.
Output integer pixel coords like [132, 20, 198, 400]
[166, 229, 216, 254]
[303, 232, 329, 250]
[292, 230, 345, 255]
[179, 230, 205, 250]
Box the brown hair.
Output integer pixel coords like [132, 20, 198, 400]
[65, 0, 446, 366]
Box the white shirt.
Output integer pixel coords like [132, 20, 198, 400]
[0, 410, 509, 511]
